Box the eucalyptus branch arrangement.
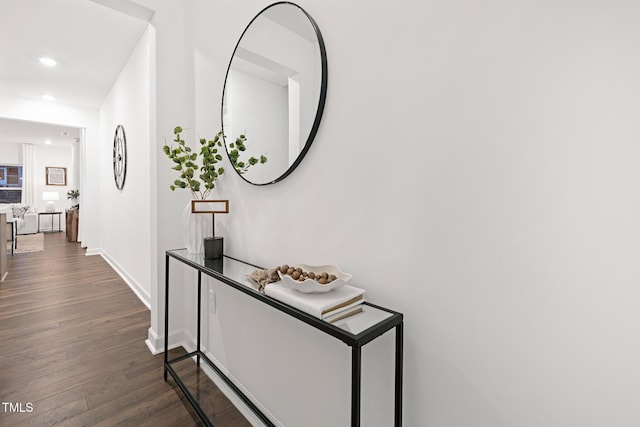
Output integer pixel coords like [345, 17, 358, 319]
[163, 126, 224, 199]
[163, 126, 268, 199]
[227, 133, 268, 174]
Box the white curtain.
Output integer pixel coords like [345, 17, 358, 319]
[21, 143, 34, 205]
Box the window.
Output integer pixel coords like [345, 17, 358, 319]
[0, 165, 22, 188]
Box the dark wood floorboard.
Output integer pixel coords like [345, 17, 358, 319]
[0, 233, 251, 426]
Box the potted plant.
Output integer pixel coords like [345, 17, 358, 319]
[67, 189, 80, 209]
[163, 126, 267, 255]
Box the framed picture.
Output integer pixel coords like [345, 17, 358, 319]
[46, 167, 67, 186]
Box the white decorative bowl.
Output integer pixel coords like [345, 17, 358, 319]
[277, 264, 352, 293]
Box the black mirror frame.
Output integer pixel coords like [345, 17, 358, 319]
[221, 1, 328, 186]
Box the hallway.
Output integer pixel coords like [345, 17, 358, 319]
[0, 233, 250, 426]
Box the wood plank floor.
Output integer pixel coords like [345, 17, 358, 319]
[0, 232, 251, 426]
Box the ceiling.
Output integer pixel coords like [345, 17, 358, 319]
[0, 118, 81, 145]
[0, 0, 152, 145]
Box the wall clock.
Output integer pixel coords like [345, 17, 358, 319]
[113, 124, 127, 190]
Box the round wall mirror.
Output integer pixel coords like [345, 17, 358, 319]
[221, 2, 327, 185]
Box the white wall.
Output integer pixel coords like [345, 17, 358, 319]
[33, 144, 77, 227]
[98, 25, 153, 306]
[140, 0, 640, 426]
[0, 144, 21, 164]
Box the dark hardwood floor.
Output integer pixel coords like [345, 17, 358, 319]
[0, 232, 251, 426]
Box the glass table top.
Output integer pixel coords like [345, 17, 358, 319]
[168, 249, 399, 338]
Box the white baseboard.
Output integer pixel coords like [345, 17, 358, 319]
[145, 330, 280, 425]
[85, 248, 151, 309]
[101, 250, 150, 309]
[180, 335, 284, 427]
[84, 249, 278, 423]
[146, 327, 188, 355]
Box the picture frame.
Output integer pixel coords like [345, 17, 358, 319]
[46, 167, 67, 186]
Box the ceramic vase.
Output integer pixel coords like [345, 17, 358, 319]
[181, 201, 212, 253]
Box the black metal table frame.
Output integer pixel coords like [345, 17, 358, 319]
[38, 211, 62, 233]
[164, 250, 404, 426]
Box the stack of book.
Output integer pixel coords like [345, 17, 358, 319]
[265, 283, 365, 322]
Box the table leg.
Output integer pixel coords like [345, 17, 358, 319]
[197, 271, 202, 367]
[164, 254, 170, 381]
[351, 345, 362, 427]
[395, 322, 404, 426]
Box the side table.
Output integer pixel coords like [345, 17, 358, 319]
[38, 211, 63, 233]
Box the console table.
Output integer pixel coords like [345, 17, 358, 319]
[164, 249, 404, 427]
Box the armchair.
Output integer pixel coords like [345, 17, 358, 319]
[17, 212, 38, 235]
[0, 204, 38, 235]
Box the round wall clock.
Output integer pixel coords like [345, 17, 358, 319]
[113, 124, 127, 190]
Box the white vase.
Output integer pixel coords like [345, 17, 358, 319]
[181, 201, 212, 253]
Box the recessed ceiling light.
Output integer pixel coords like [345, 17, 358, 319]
[42, 94, 55, 101]
[44, 139, 52, 145]
[39, 57, 57, 67]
